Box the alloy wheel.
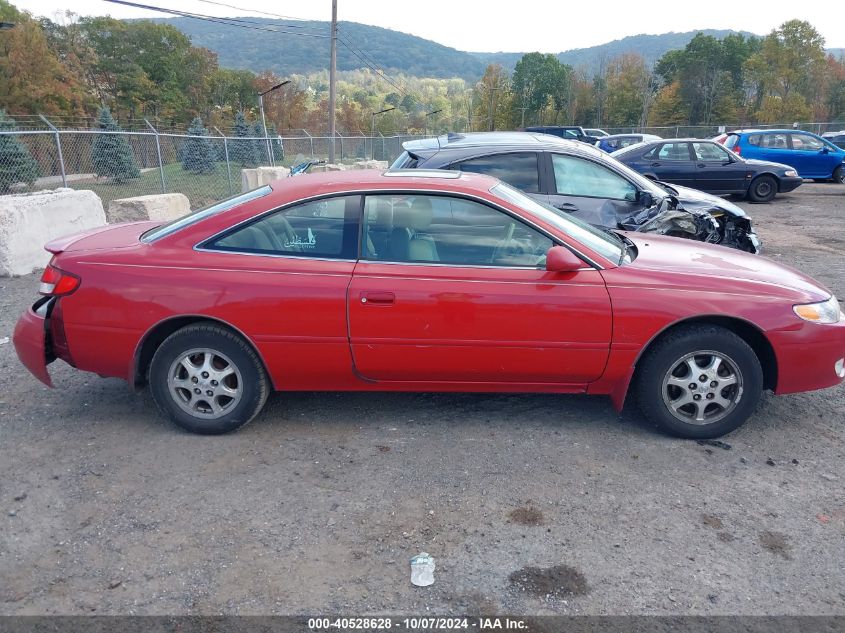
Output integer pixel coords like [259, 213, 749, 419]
[167, 348, 243, 419]
[661, 351, 744, 425]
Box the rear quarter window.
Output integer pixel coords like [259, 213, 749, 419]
[452, 152, 540, 193]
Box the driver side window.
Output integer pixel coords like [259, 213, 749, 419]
[551, 154, 638, 201]
[362, 194, 552, 268]
[206, 195, 359, 259]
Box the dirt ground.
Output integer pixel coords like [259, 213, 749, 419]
[1, 183, 843, 616]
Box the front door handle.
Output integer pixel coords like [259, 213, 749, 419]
[554, 202, 578, 211]
[360, 291, 395, 305]
[651, 162, 661, 167]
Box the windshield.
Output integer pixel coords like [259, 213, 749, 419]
[491, 183, 623, 264]
[141, 186, 272, 242]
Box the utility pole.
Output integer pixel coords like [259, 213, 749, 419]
[328, 0, 338, 164]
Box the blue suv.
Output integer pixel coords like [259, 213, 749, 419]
[723, 129, 845, 183]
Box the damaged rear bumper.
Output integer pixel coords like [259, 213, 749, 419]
[12, 297, 55, 387]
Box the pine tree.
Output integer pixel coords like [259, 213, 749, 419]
[251, 121, 268, 165]
[91, 107, 140, 183]
[0, 110, 41, 193]
[230, 111, 258, 167]
[181, 117, 217, 174]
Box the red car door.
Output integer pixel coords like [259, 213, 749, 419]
[347, 193, 612, 385]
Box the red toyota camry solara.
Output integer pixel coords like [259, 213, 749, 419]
[13, 169, 845, 438]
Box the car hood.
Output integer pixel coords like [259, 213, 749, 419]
[664, 184, 749, 218]
[622, 231, 830, 302]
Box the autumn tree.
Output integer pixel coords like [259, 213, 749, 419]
[473, 64, 511, 131]
[0, 2, 86, 115]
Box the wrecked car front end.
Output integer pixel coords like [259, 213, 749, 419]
[620, 183, 760, 254]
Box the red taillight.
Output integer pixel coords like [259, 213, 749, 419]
[39, 265, 80, 296]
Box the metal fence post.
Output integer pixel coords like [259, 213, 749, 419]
[214, 126, 234, 195]
[380, 132, 385, 162]
[144, 119, 166, 194]
[39, 115, 66, 188]
[338, 132, 344, 163]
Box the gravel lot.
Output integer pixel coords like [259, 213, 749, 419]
[1, 183, 843, 616]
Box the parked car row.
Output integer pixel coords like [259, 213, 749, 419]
[393, 132, 759, 252]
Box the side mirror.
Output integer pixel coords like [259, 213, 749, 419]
[820, 147, 830, 154]
[638, 191, 655, 208]
[545, 246, 583, 272]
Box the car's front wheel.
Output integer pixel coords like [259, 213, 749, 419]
[635, 325, 763, 438]
[149, 323, 269, 434]
[834, 165, 845, 184]
[747, 175, 777, 202]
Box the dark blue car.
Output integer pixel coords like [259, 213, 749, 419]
[722, 129, 845, 183]
[614, 138, 803, 202]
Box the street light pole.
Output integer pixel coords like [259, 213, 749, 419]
[424, 109, 443, 137]
[370, 106, 396, 159]
[258, 80, 290, 166]
[328, 0, 338, 164]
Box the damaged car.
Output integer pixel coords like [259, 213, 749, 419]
[393, 132, 760, 253]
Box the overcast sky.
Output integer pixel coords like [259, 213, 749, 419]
[15, 0, 845, 51]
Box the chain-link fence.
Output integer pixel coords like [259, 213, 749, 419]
[0, 122, 424, 208]
[3, 118, 842, 208]
[602, 122, 844, 137]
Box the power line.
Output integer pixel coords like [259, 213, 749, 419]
[102, 0, 330, 37]
[190, 0, 328, 32]
[337, 38, 410, 98]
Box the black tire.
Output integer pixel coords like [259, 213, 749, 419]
[634, 325, 763, 439]
[834, 166, 845, 184]
[747, 175, 777, 202]
[149, 323, 269, 434]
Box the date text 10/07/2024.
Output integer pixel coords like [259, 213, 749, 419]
[307, 617, 529, 630]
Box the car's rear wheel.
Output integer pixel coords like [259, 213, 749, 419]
[149, 324, 269, 434]
[747, 175, 777, 202]
[834, 166, 845, 184]
[635, 325, 763, 439]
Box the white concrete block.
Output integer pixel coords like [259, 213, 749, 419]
[310, 163, 347, 173]
[106, 193, 191, 224]
[352, 160, 389, 170]
[241, 166, 291, 192]
[0, 188, 106, 276]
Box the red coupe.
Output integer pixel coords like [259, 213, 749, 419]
[13, 170, 845, 438]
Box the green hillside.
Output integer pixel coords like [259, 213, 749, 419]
[152, 18, 843, 80]
[152, 17, 487, 80]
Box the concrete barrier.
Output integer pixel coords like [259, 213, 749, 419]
[0, 188, 106, 276]
[352, 160, 389, 170]
[241, 166, 291, 192]
[310, 163, 347, 173]
[106, 193, 190, 224]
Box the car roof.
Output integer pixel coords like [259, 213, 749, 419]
[401, 131, 603, 159]
[728, 128, 818, 135]
[264, 167, 502, 201]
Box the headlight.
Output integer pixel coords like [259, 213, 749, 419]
[784, 169, 798, 178]
[793, 295, 842, 324]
